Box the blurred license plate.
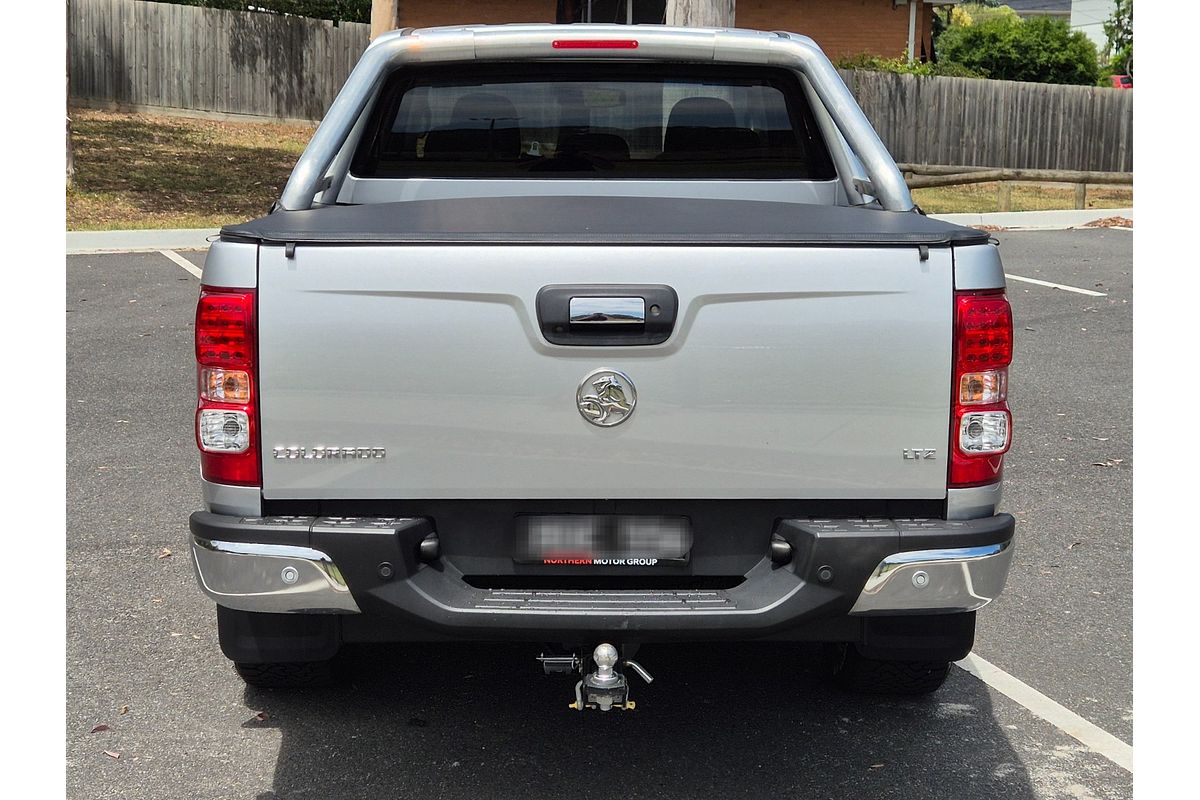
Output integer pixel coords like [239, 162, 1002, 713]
[515, 516, 692, 566]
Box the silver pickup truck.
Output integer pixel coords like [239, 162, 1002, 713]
[189, 23, 1015, 706]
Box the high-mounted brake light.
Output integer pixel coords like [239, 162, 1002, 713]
[949, 290, 1013, 488]
[552, 39, 639, 49]
[195, 287, 260, 486]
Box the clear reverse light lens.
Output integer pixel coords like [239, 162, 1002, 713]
[958, 411, 1010, 454]
[199, 409, 250, 453]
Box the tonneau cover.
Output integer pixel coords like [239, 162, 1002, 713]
[222, 196, 989, 247]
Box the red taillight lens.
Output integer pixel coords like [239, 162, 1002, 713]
[955, 294, 1012, 370]
[950, 291, 1013, 488]
[195, 287, 259, 486]
[197, 291, 254, 367]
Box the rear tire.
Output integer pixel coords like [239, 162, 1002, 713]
[234, 659, 337, 689]
[830, 645, 951, 695]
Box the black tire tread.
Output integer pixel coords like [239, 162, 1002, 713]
[234, 660, 336, 689]
[833, 648, 950, 696]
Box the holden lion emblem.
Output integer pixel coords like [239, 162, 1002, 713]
[577, 369, 636, 427]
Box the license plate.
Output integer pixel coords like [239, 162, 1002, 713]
[514, 515, 692, 566]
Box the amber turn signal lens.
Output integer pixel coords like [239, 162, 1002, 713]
[200, 368, 251, 403]
[958, 369, 1007, 405]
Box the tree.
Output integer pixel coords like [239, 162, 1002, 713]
[1103, 0, 1133, 76]
[951, 2, 1020, 27]
[935, 3, 1020, 61]
[370, 0, 399, 39]
[835, 52, 984, 79]
[67, 0, 74, 188]
[665, 0, 735, 27]
[937, 14, 1100, 85]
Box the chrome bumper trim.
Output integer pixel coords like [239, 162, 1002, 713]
[849, 539, 1015, 615]
[190, 536, 361, 614]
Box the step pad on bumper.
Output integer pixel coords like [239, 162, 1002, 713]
[477, 589, 732, 613]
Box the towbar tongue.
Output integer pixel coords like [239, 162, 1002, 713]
[569, 644, 653, 712]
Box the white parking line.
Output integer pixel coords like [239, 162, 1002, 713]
[1005, 273, 1107, 297]
[159, 249, 203, 279]
[957, 653, 1133, 772]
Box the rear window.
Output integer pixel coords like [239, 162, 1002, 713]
[351, 64, 837, 180]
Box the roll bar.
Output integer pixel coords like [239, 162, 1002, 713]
[278, 24, 915, 213]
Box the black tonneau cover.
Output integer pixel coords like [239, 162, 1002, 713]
[222, 196, 990, 247]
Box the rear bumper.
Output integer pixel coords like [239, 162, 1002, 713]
[189, 511, 1015, 640]
[849, 539, 1014, 615]
[191, 536, 360, 614]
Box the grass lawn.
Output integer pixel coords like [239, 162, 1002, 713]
[913, 182, 1132, 214]
[67, 108, 314, 230]
[67, 107, 1133, 230]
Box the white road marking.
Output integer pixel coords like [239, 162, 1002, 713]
[1005, 273, 1107, 297]
[159, 249, 202, 279]
[957, 653, 1133, 773]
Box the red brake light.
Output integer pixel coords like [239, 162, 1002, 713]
[195, 287, 260, 486]
[552, 39, 639, 49]
[955, 294, 1013, 370]
[197, 291, 255, 368]
[950, 291, 1013, 488]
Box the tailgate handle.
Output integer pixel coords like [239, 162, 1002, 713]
[569, 297, 646, 326]
[537, 285, 677, 347]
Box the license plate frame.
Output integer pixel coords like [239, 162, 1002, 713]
[513, 515, 692, 566]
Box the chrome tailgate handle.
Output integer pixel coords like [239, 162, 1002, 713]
[569, 297, 646, 326]
[537, 285, 678, 347]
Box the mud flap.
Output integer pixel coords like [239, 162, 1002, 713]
[217, 606, 342, 664]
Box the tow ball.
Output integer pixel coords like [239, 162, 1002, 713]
[553, 643, 653, 712]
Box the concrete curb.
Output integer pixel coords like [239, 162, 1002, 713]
[929, 208, 1133, 230]
[66, 228, 220, 255]
[65, 207, 1134, 254]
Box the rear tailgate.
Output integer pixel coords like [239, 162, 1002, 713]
[237, 198, 979, 501]
[231, 196, 984, 501]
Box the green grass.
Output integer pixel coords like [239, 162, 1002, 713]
[67, 108, 314, 231]
[913, 181, 1132, 214]
[67, 108, 1134, 230]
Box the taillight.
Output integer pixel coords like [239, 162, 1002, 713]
[950, 290, 1013, 488]
[195, 287, 259, 486]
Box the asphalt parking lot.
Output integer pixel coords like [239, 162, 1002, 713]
[65, 228, 1132, 800]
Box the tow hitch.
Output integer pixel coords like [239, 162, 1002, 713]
[540, 644, 653, 712]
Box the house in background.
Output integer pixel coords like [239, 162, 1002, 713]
[387, 1, 962, 62]
[1004, 0, 1072, 21]
[736, 1, 961, 61]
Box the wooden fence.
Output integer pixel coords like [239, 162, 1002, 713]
[897, 164, 1132, 211]
[840, 70, 1133, 173]
[68, 0, 1133, 171]
[68, 0, 369, 121]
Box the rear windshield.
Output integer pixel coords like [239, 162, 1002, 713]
[351, 64, 837, 180]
